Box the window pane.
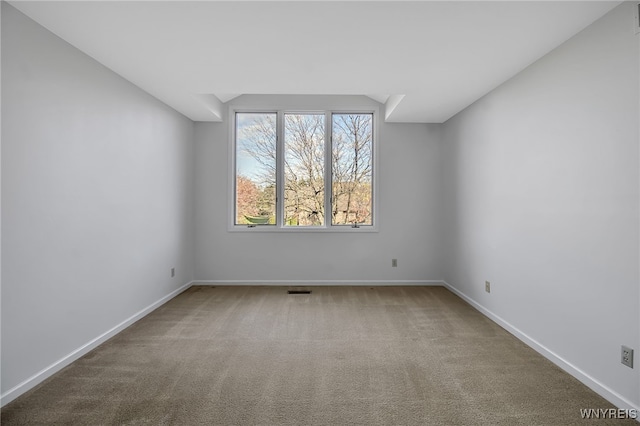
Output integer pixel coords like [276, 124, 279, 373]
[284, 113, 325, 226]
[235, 113, 277, 225]
[331, 114, 373, 225]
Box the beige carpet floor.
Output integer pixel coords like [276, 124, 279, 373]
[1, 286, 634, 425]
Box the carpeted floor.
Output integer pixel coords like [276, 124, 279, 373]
[1, 286, 634, 425]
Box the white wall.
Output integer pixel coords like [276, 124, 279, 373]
[441, 2, 639, 409]
[1, 3, 195, 402]
[194, 95, 443, 283]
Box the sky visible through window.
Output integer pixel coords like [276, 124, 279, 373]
[236, 113, 276, 184]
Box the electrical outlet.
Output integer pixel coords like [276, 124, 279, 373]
[485, 281, 491, 293]
[621, 345, 634, 368]
[171, 267, 175, 278]
[392, 259, 398, 267]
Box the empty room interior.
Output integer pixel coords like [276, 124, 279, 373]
[2, 0, 640, 424]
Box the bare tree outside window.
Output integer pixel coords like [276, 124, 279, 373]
[235, 110, 374, 228]
[332, 113, 373, 225]
[284, 113, 325, 226]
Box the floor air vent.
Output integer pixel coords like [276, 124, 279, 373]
[288, 290, 312, 294]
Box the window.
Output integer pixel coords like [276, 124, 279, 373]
[284, 113, 325, 226]
[235, 113, 277, 225]
[233, 110, 375, 231]
[331, 113, 373, 226]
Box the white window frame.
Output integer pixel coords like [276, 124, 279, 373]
[229, 107, 379, 233]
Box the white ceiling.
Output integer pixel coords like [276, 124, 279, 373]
[10, 1, 620, 123]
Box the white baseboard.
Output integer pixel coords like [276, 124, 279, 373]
[193, 280, 445, 286]
[0, 281, 194, 407]
[442, 280, 640, 415]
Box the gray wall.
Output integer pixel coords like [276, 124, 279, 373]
[193, 95, 444, 283]
[1, 4, 195, 401]
[441, 2, 639, 408]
